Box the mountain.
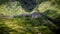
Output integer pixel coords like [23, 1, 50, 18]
[0, 0, 60, 34]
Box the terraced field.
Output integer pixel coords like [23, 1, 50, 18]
[0, 0, 60, 34]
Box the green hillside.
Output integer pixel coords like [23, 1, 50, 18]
[0, 0, 60, 34]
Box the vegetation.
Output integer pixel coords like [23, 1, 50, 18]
[0, 0, 60, 34]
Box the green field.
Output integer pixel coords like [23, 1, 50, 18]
[0, 0, 60, 34]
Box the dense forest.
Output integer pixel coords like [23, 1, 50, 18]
[0, 0, 60, 34]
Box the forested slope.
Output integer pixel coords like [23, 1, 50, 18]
[0, 0, 60, 34]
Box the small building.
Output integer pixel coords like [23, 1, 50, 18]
[30, 12, 42, 18]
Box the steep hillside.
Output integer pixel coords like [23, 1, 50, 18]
[0, 0, 60, 34]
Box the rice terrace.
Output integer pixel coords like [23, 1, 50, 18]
[0, 0, 60, 34]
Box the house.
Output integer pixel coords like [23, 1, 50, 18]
[30, 12, 42, 18]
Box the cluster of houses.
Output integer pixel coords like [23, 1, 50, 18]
[0, 14, 13, 18]
[0, 12, 42, 18]
[13, 12, 42, 18]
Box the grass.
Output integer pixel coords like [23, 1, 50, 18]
[0, 0, 60, 34]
